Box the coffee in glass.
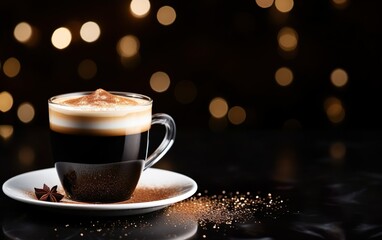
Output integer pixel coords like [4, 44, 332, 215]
[48, 89, 176, 203]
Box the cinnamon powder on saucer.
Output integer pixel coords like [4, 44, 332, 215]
[28, 186, 181, 204]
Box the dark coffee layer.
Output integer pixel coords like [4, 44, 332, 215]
[55, 161, 144, 202]
[50, 130, 149, 164]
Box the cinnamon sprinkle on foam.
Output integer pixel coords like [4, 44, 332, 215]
[61, 89, 139, 108]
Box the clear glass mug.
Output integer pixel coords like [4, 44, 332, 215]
[48, 90, 176, 202]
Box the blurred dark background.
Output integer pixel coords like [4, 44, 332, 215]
[1, 0, 382, 182]
[3, 2, 382, 239]
[1, 0, 381, 131]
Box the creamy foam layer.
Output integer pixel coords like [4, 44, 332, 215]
[49, 89, 152, 135]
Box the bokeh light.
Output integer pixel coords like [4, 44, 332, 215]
[78, 59, 97, 80]
[209, 97, 229, 118]
[275, 0, 294, 13]
[51, 27, 72, 49]
[0, 0, 375, 133]
[0, 91, 13, 112]
[117, 35, 140, 58]
[329, 141, 346, 160]
[256, 0, 274, 8]
[157, 6, 176, 26]
[17, 102, 35, 123]
[0, 125, 14, 140]
[130, 0, 151, 18]
[3, 57, 21, 78]
[275, 67, 293, 86]
[13, 22, 32, 43]
[228, 106, 246, 125]
[150, 71, 171, 93]
[174, 80, 198, 104]
[18, 145, 35, 167]
[80, 21, 101, 43]
[278, 27, 298, 52]
[330, 68, 348, 87]
[272, 149, 297, 183]
[324, 97, 345, 124]
[331, 0, 348, 9]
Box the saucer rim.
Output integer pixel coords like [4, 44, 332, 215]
[2, 167, 198, 214]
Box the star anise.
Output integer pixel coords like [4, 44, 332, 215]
[34, 184, 64, 202]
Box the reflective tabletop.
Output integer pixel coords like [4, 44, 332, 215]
[2, 127, 382, 239]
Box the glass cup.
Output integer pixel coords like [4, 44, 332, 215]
[48, 90, 176, 203]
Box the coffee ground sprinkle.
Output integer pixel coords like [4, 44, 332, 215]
[164, 190, 288, 228]
[48, 190, 288, 239]
[28, 187, 287, 228]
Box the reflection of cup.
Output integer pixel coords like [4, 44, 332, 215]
[48, 89, 176, 203]
[2, 210, 197, 240]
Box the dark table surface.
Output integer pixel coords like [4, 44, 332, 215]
[2, 126, 382, 239]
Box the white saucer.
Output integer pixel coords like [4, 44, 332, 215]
[2, 167, 198, 216]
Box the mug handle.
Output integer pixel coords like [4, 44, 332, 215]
[144, 113, 176, 170]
